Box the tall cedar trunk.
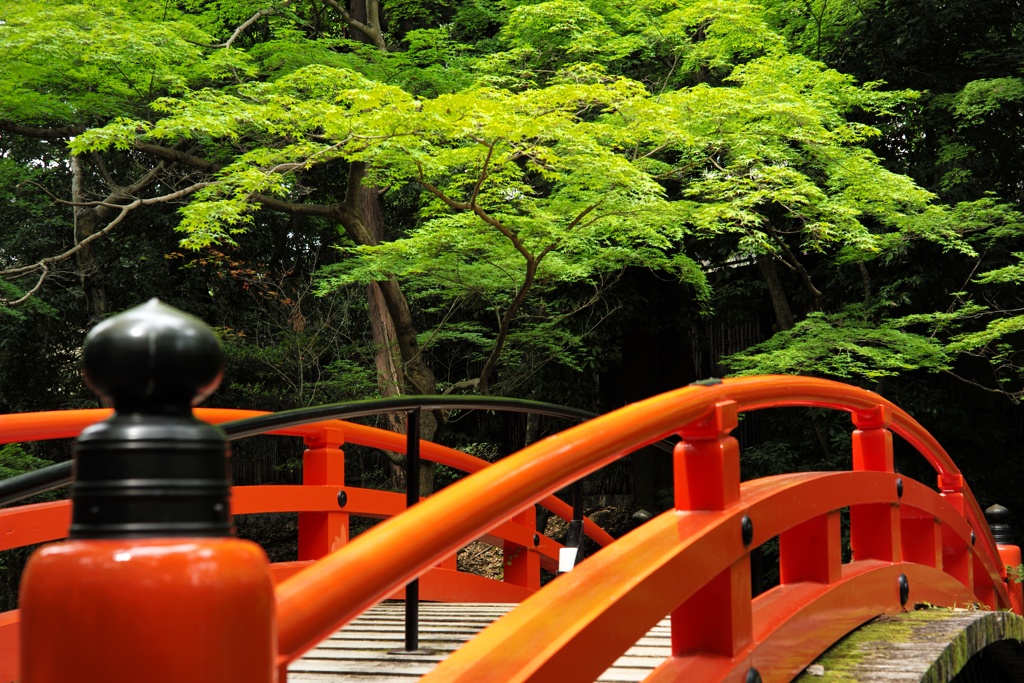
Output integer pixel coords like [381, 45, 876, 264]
[345, 0, 436, 494]
[362, 185, 437, 493]
[368, 282, 405, 424]
[348, 0, 374, 46]
[372, 273, 440, 494]
[346, 0, 386, 49]
[71, 157, 108, 324]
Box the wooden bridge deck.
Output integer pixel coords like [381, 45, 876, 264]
[287, 602, 672, 682]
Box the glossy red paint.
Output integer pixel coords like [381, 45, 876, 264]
[0, 500, 70, 551]
[0, 611, 17, 683]
[2, 376, 1016, 683]
[998, 543, 1024, 615]
[0, 407, 613, 547]
[0, 408, 575, 682]
[298, 428, 348, 559]
[19, 538, 276, 683]
[270, 377, 1010, 676]
[419, 473, 988, 683]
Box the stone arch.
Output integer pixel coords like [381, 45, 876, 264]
[804, 609, 1024, 682]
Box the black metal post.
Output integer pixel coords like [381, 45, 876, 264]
[563, 480, 585, 569]
[404, 408, 421, 652]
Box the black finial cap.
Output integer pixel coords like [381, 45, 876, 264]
[986, 504, 1014, 545]
[72, 300, 232, 539]
[83, 298, 223, 412]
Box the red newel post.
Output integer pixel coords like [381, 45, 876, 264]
[503, 506, 540, 591]
[671, 401, 753, 660]
[986, 504, 1024, 615]
[850, 407, 901, 562]
[19, 299, 276, 683]
[298, 428, 347, 560]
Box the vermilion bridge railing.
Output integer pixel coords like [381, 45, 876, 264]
[2, 294, 1022, 683]
[0, 402, 616, 682]
[264, 375, 1023, 682]
[2, 377, 1021, 682]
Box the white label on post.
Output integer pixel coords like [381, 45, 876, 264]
[559, 547, 578, 572]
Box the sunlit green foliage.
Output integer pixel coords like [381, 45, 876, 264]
[3, 0, 1024, 398]
[723, 308, 953, 378]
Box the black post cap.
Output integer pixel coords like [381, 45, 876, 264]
[82, 298, 223, 412]
[71, 300, 233, 539]
[986, 504, 1014, 545]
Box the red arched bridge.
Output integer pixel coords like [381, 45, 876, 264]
[0, 300, 1022, 682]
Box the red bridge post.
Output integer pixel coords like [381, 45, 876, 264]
[671, 401, 754, 663]
[299, 427, 348, 559]
[850, 407, 901, 563]
[18, 300, 276, 683]
[986, 504, 1024, 615]
[503, 505, 541, 591]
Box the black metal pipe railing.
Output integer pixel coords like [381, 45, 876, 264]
[0, 463, 72, 505]
[0, 396, 674, 507]
[219, 395, 598, 440]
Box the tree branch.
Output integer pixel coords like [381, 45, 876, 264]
[3, 264, 49, 307]
[0, 121, 86, 139]
[322, 0, 386, 49]
[478, 258, 538, 394]
[443, 378, 480, 394]
[943, 370, 1023, 404]
[21, 158, 167, 211]
[253, 194, 342, 219]
[763, 221, 825, 311]
[133, 141, 222, 173]
[226, 0, 297, 48]
[92, 152, 118, 190]
[1, 121, 225, 176]
[2, 182, 209, 304]
[184, 0, 298, 49]
[470, 141, 496, 206]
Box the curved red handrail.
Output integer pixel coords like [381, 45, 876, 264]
[1, 406, 612, 683]
[272, 376, 1008, 666]
[2, 376, 1010, 683]
[419, 471, 983, 682]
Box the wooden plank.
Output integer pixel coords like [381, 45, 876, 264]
[287, 602, 673, 682]
[286, 604, 1024, 682]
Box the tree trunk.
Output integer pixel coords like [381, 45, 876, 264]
[363, 178, 405, 479]
[336, 5, 434, 490]
[369, 284, 404, 413]
[346, 0, 386, 50]
[71, 157, 109, 324]
[352, 166, 439, 493]
[757, 256, 795, 332]
[756, 256, 831, 460]
[374, 274, 439, 494]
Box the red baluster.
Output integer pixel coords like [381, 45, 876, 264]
[671, 401, 752, 659]
[850, 407, 901, 562]
[298, 427, 347, 560]
[503, 506, 540, 591]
